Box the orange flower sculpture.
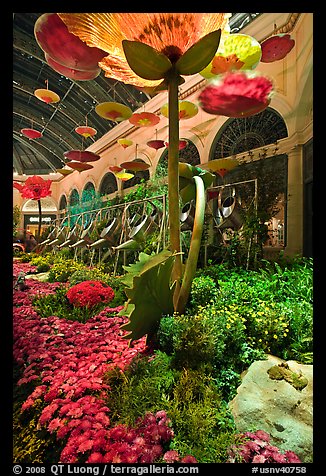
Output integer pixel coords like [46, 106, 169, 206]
[58, 13, 230, 88]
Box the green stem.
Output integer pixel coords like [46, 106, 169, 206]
[176, 175, 205, 314]
[37, 199, 42, 243]
[167, 71, 182, 308]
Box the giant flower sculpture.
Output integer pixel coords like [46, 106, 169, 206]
[13, 175, 52, 242]
[56, 13, 230, 320]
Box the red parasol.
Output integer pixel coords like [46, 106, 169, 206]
[63, 150, 100, 162]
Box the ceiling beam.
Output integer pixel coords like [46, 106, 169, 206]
[13, 131, 65, 168]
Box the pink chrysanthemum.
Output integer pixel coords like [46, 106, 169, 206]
[199, 71, 273, 118]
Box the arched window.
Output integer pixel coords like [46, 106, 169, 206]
[59, 194, 67, 211]
[69, 189, 80, 206]
[82, 182, 96, 202]
[155, 139, 200, 178]
[99, 172, 118, 196]
[210, 107, 288, 159]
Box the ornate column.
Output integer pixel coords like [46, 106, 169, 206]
[285, 144, 303, 256]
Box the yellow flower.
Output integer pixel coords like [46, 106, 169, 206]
[273, 334, 278, 339]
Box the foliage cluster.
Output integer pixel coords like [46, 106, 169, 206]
[192, 257, 313, 363]
[13, 256, 313, 463]
[104, 351, 236, 463]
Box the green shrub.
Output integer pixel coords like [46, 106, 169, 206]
[47, 258, 85, 283]
[30, 256, 51, 273]
[103, 351, 235, 463]
[189, 275, 219, 309]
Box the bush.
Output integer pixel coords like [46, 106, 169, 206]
[47, 258, 85, 283]
[189, 275, 219, 309]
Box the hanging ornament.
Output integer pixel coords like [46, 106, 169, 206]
[147, 129, 165, 150]
[56, 168, 74, 176]
[164, 139, 188, 150]
[63, 150, 101, 162]
[147, 139, 166, 150]
[198, 71, 273, 118]
[199, 158, 239, 178]
[115, 171, 134, 181]
[129, 111, 160, 127]
[120, 159, 150, 171]
[95, 102, 132, 122]
[109, 165, 123, 173]
[260, 34, 295, 63]
[160, 100, 198, 120]
[117, 138, 133, 148]
[75, 126, 97, 138]
[21, 128, 43, 139]
[34, 79, 60, 104]
[65, 161, 94, 172]
[200, 33, 262, 78]
[34, 13, 107, 80]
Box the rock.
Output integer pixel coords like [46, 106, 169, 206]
[25, 272, 50, 282]
[229, 355, 313, 462]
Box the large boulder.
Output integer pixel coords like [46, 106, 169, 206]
[229, 355, 313, 462]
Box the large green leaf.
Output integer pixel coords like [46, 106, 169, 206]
[119, 250, 177, 342]
[175, 30, 221, 76]
[122, 40, 172, 80]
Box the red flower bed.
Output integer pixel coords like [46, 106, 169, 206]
[66, 280, 115, 308]
[13, 273, 196, 463]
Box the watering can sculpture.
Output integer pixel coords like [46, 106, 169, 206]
[58, 222, 83, 248]
[215, 187, 244, 230]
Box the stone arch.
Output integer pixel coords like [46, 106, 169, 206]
[22, 196, 58, 212]
[155, 138, 200, 178]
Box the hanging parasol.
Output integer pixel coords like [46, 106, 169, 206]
[56, 168, 74, 176]
[117, 138, 133, 148]
[160, 100, 198, 120]
[21, 128, 43, 139]
[34, 13, 107, 80]
[115, 171, 134, 181]
[198, 157, 239, 178]
[65, 161, 94, 172]
[164, 139, 188, 150]
[129, 111, 160, 127]
[147, 139, 166, 150]
[120, 159, 150, 171]
[200, 33, 262, 78]
[63, 150, 101, 162]
[75, 126, 97, 138]
[109, 165, 124, 173]
[34, 88, 60, 104]
[95, 102, 132, 122]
